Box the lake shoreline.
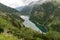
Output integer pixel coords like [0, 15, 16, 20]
[20, 15, 46, 34]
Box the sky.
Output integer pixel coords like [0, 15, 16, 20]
[0, 0, 39, 8]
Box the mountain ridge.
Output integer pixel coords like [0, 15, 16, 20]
[15, 0, 47, 15]
[0, 3, 20, 14]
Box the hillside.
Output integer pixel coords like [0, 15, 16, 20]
[0, 3, 20, 14]
[15, 0, 47, 15]
[0, 3, 46, 40]
[16, 6, 32, 15]
[0, 1, 60, 40]
[30, 1, 60, 32]
[0, 11, 46, 40]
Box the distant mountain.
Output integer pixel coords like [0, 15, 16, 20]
[16, 6, 25, 11]
[0, 3, 20, 14]
[15, 0, 47, 15]
[16, 5, 32, 15]
[30, 1, 60, 32]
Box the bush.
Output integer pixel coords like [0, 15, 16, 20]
[0, 33, 18, 40]
[46, 31, 60, 40]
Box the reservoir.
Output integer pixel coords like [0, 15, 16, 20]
[20, 15, 46, 33]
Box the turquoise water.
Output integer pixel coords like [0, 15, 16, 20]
[21, 15, 46, 33]
[35, 23, 46, 32]
[30, 20, 46, 32]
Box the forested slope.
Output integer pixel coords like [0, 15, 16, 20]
[0, 1, 60, 40]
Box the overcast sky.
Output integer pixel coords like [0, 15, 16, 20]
[0, 0, 39, 8]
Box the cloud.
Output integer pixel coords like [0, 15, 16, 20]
[0, 0, 25, 8]
[0, 0, 39, 8]
[23, 0, 39, 4]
